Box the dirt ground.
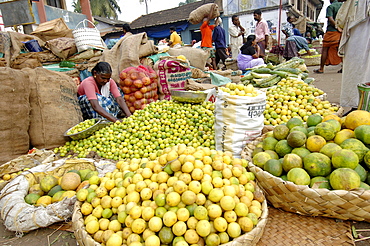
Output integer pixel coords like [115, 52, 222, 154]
[1, 64, 369, 246]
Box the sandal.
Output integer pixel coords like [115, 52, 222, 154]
[313, 69, 323, 74]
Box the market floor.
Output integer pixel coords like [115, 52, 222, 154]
[0, 64, 366, 246]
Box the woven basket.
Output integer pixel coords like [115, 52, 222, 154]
[257, 207, 354, 246]
[302, 55, 321, 66]
[72, 19, 106, 53]
[72, 192, 268, 246]
[241, 135, 370, 222]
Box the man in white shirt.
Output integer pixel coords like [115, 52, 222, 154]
[228, 15, 245, 59]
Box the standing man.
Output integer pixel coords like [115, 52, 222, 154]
[253, 9, 270, 58]
[168, 26, 182, 48]
[313, 0, 343, 74]
[229, 15, 245, 59]
[338, 0, 369, 110]
[212, 17, 228, 69]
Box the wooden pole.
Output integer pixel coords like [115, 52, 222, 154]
[278, 0, 282, 46]
[80, 0, 93, 27]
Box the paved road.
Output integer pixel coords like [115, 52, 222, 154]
[306, 64, 350, 114]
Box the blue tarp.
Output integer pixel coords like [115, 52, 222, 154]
[145, 21, 189, 39]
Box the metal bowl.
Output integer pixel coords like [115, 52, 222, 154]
[170, 90, 207, 104]
[64, 119, 111, 140]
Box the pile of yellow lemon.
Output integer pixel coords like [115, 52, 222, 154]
[264, 78, 339, 125]
[76, 144, 264, 246]
[219, 83, 260, 97]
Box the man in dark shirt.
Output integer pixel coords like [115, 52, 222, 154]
[212, 17, 228, 69]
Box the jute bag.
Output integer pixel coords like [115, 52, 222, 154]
[31, 18, 73, 42]
[0, 68, 30, 165]
[188, 3, 220, 24]
[215, 89, 266, 158]
[28, 68, 83, 149]
[73, 19, 106, 53]
[167, 47, 209, 70]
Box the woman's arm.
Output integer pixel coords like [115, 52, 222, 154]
[89, 99, 120, 122]
[116, 96, 132, 117]
[252, 45, 260, 58]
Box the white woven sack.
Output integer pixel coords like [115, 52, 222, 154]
[72, 19, 106, 53]
[0, 158, 116, 233]
[215, 89, 266, 158]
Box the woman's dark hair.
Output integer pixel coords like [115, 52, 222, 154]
[122, 23, 131, 33]
[245, 35, 256, 47]
[92, 62, 112, 75]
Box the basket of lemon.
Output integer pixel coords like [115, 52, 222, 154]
[241, 111, 370, 222]
[64, 119, 110, 140]
[72, 145, 269, 246]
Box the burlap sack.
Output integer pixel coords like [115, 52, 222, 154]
[45, 37, 77, 59]
[100, 32, 158, 83]
[31, 18, 73, 42]
[0, 68, 30, 165]
[10, 53, 42, 69]
[0, 31, 45, 68]
[167, 47, 209, 70]
[185, 79, 217, 91]
[35, 50, 61, 63]
[138, 39, 158, 58]
[188, 3, 220, 24]
[28, 68, 83, 149]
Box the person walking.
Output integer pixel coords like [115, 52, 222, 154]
[212, 17, 228, 69]
[228, 15, 245, 59]
[253, 9, 270, 58]
[168, 26, 182, 48]
[313, 0, 343, 74]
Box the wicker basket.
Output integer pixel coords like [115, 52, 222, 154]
[302, 55, 321, 66]
[241, 135, 370, 222]
[72, 19, 106, 53]
[72, 192, 269, 246]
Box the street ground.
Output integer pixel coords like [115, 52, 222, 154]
[0, 64, 367, 246]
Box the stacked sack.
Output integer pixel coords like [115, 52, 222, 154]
[119, 65, 159, 113]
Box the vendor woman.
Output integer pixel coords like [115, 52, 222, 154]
[78, 62, 131, 122]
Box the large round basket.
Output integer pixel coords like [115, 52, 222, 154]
[72, 194, 269, 246]
[241, 135, 370, 222]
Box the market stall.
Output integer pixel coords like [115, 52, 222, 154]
[0, 6, 368, 245]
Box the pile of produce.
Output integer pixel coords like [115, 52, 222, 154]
[76, 145, 265, 246]
[119, 66, 159, 113]
[252, 110, 370, 190]
[241, 58, 312, 88]
[0, 169, 29, 184]
[24, 168, 96, 206]
[55, 101, 215, 160]
[219, 83, 259, 97]
[264, 77, 339, 125]
[66, 119, 98, 135]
